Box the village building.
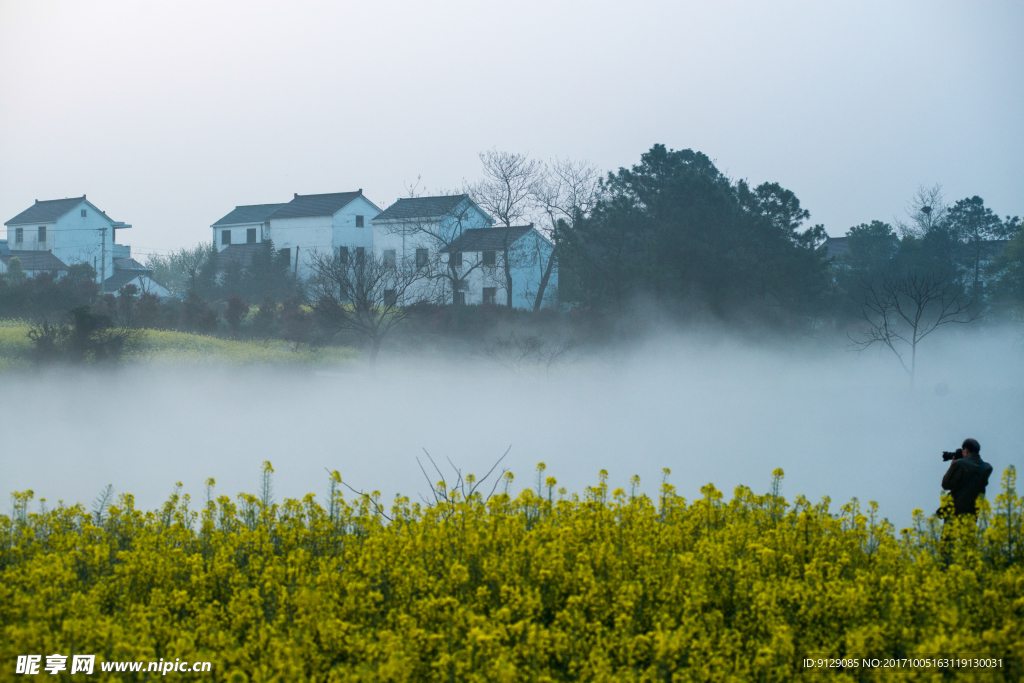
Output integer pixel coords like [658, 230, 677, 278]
[211, 191, 381, 280]
[0, 240, 69, 278]
[101, 257, 171, 297]
[441, 224, 557, 308]
[3, 196, 132, 284]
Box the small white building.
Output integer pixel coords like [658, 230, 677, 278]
[0, 240, 69, 278]
[442, 225, 558, 309]
[211, 191, 381, 280]
[371, 195, 557, 309]
[102, 257, 171, 298]
[3, 195, 132, 284]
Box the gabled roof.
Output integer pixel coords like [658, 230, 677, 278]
[269, 191, 366, 220]
[441, 226, 535, 253]
[1, 250, 69, 272]
[5, 195, 120, 226]
[0, 240, 11, 256]
[818, 236, 849, 260]
[113, 257, 150, 272]
[215, 243, 267, 270]
[102, 271, 166, 293]
[212, 203, 286, 227]
[374, 194, 489, 223]
[5, 196, 87, 225]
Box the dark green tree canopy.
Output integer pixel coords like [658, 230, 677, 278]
[561, 144, 830, 322]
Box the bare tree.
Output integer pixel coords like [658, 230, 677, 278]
[895, 184, 949, 239]
[308, 248, 429, 367]
[484, 329, 578, 376]
[531, 158, 600, 311]
[850, 269, 979, 382]
[466, 150, 544, 307]
[145, 243, 213, 297]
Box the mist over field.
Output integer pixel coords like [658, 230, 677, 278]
[4, 328, 1021, 530]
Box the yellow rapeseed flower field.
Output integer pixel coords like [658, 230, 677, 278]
[2, 466, 1022, 682]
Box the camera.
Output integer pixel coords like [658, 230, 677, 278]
[942, 449, 962, 462]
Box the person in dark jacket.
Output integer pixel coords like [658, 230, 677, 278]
[939, 438, 993, 516]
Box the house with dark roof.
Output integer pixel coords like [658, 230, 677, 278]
[441, 225, 557, 308]
[102, 257, 170, 298]
[371, 195, 557, 308]
[0, 240, 70, 278]
[818, 236, 850, 261]
[210, 191, 381, 279]
[4, 195, 133, 284]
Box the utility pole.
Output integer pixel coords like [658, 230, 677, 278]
[99, 227, 107, 288]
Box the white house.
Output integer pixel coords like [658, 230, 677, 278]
[370, 194, 491, 303]
[442, 225, 558, 308]
[211, 191, 381, 280]
[3, 195, 132, 284]
[371, 195, 557, 309]
[0, 240, 69, 278]
[102, 257, 171, 298]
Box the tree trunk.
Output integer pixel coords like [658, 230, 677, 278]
[504, 244, 513, 308]
[369, 338, 380, 373]
[532, 245, 558, 313]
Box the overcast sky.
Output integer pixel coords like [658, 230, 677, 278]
[1, 0, 1021, 259]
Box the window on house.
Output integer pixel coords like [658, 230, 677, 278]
[81, 209, 87, 217]
[384, 289, 398, 306]
[451, 251, 463, 267]
[247, 228, 257, 244]
[482, 250, 496, 266]
[483, 287, 497, 305]
[355, 215, 364, 228]
[356, 247, 365, 265]
[15, 228, 23, 243]
[38, 226, 46, 243]
[338, 247, 349, 265]
[454, 291, 466, 305]
[279, 247, 291, 266]
[383, 249, 397, 268]
[416, 248, 428, 268]
[222, 230, 231, 245]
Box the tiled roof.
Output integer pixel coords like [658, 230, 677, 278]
[1, 250, 68, 272]
[212, 203, 286, 227]
[5, 196, 87, 225]
[819, 236, 849, 260]
[373, 195, 473, 222]
[268, 191, 364, 220]
[215, 243, 266, 270]
[102, 271, 147, 292]
[441, 226, 535, 253]
[113, 257, 150, 272]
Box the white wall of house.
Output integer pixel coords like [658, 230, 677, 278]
[112, 274, 171, 298]
[260, 196, 380, 280]
[371, 200, 494, 304]
[213, 223, 266, 251]
[6, 199, 129, 283]
[456, 230, 558, 309]
[265, 214, 332, 279]
[330, 195, 378, 258]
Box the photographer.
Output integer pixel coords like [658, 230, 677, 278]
[939, 438, 993, 517]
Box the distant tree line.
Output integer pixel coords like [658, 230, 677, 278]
[2, 145, 1021, 366]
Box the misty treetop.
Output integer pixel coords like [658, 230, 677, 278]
[559, 145, 832, 321]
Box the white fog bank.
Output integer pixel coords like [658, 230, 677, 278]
[3, 329, 1022, 530]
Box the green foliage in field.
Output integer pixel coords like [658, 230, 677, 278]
[2, 466, 1022, 682]
[0, 320, 357, 368]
